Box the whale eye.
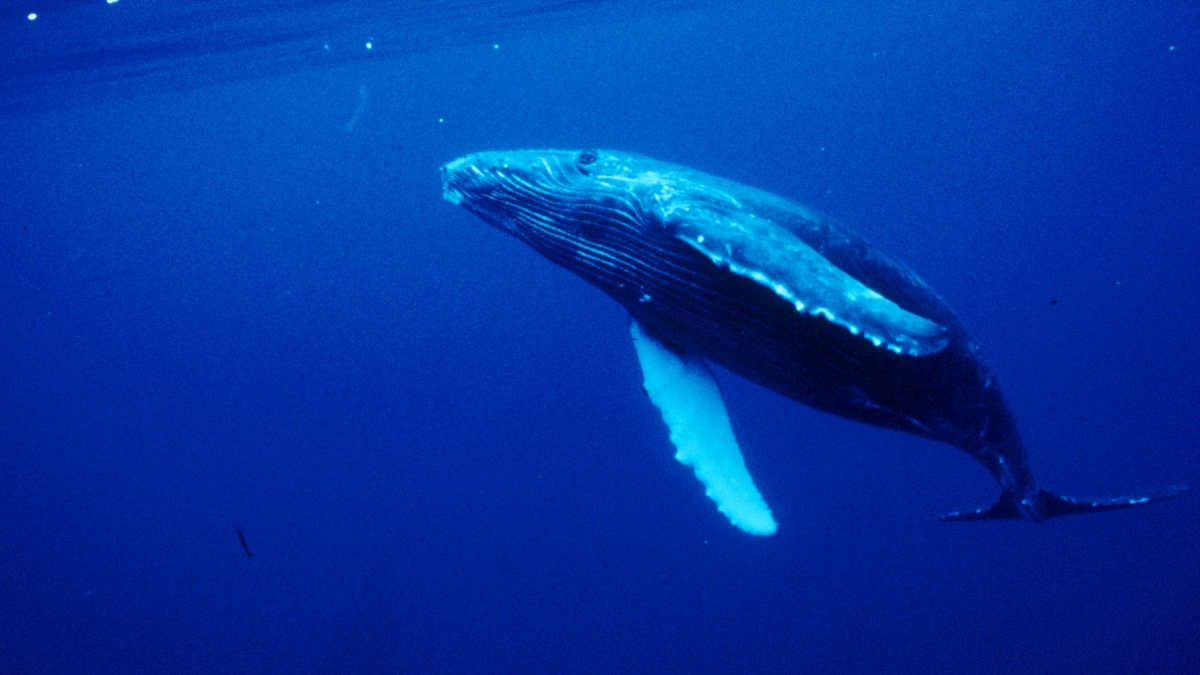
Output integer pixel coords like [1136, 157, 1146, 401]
[577, 149, 599, 167]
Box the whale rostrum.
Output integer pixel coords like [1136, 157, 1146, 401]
[442, 149, 1185, 534]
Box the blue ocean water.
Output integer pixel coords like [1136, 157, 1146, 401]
[2, 1, 1197, 673]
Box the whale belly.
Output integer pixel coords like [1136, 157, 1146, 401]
[581, 230, 997, 451]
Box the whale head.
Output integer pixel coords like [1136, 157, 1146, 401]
[445, 149, 652, 231]
[442, 148, 748, 238]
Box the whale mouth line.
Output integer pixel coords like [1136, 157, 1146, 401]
[444, 158, 499, 206]
[442, 159, 486, 205]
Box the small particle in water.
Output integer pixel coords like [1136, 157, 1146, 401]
[237, 529, 253, 557]
[1050, 300, 1058, 305]
[1168, 45, 1175, 51]
[106, 0, 119, 4]
[438, 118, 444, 123]
[365, 42, 373, 50]
[323, 44, 330, 50]
[493, 44, 500, 50]
[27, 12, 36, 20]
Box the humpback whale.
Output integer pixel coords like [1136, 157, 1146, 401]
[442, 149, 1184, 535]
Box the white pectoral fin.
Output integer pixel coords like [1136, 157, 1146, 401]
[630, 320, 777, 536]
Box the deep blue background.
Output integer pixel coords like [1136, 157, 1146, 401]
[2, 1, 1198, 673]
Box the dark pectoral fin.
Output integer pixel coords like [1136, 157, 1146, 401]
[667, 209, 948, 357]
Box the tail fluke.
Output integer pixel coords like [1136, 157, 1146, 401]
[942, 484, 1188, 522]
